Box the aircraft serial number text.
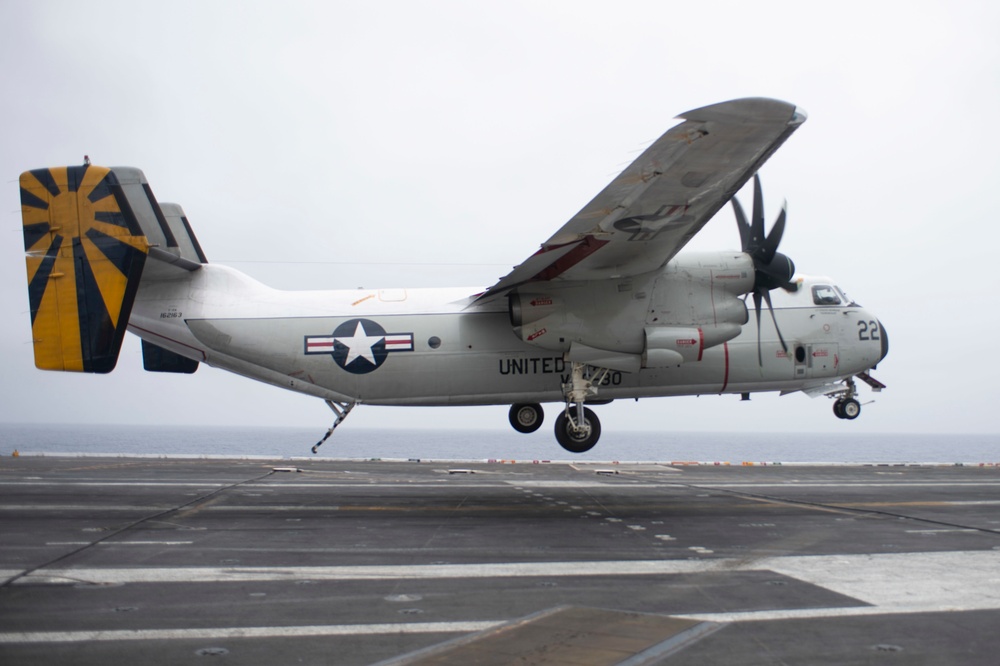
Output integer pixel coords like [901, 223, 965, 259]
[499, 358, 623, 385]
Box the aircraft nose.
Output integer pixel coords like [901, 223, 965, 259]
[878, 319, 889, 362]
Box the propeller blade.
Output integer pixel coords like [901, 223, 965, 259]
[753, 290, 763, 366]
[735, 175, 798, 365]
[751, 174, 764, 249]
[759, 201, 787, 264]
[761, 289, 789, 354]
[732, 197, 751, 251]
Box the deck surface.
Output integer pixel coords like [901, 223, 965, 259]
[2, 454, 999, 664]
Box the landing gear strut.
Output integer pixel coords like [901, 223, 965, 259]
[554, 362, 607, 453]
[312, 399, 356, 453]
[831, 377, 861, 420]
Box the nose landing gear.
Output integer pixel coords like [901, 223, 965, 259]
[829, 376, 870, 420]
[833, 396, 861, 420]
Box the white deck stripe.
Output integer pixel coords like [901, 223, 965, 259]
[6, 499, 1000, 514]
[700, 482, 1000, 488]
[0, 505, 346, 512]
[3, 550, 999, 642]
[10, 550, 1000, 587]
[0, 482, 227, 488]
[12, 560, 724, 584]
[677, 605, 949, 622]
[44, 541, 194, 546]
[0, 621, 503, 643]
[0, 482, 519, 489]
[5, 479, 1000, 489]
[680, 551, 1000, 622]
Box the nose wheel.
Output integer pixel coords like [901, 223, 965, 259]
[829, 376, 867, 420]
[833, 397, 861, 420]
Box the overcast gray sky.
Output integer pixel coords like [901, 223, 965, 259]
[2, 1, 998, 435]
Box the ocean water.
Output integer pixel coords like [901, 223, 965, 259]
[0, 423, 997, 464]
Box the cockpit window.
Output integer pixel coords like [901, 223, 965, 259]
[812, 285, 842, 305]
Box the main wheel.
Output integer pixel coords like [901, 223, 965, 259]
[840, 398, 861, 420]
[509, 403, 544, 434]
[833, 400, 846, 419]
[554, 407, 601, 453]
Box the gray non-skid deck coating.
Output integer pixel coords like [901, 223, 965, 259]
[1, 453, 999, 664]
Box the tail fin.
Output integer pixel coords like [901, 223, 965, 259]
[21, 165, 149, 373]
[21, 164, 210, 372]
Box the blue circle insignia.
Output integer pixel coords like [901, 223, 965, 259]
[330, 318, 388, 374]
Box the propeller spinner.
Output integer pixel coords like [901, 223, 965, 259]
[732, 174, 798, 364]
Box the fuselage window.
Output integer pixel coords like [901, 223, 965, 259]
[812, 285, 842, 305]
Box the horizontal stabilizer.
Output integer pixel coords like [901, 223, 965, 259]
[162, 202, 207, 263]
[109, 168, 207, 271]
[20, 165, 149, 372]
[141, 340, 199, 374]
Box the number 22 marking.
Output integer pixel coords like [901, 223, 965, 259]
[858, 320, 880, 341]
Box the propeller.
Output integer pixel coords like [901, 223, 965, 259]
[732, 174, 799, 365]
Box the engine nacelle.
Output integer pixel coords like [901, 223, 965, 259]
[510, 280, 647, 352]
[509, 293, 559, 328]
[508, 252, 754, 367]
[645, 253, 753, 326]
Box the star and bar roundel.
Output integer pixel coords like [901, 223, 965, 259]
[305, 318, 414, 374]
[20, 165, 148, 373]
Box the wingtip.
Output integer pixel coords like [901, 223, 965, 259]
[677, 98, 806, 127]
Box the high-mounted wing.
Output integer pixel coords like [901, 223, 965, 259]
[476, 98, 806, 301]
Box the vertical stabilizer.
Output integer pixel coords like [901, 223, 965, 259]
[20, 165, 149, 372]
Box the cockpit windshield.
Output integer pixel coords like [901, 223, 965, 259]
[811, 285, 843, 306]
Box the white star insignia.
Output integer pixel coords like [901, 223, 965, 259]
[335, 320, 384, 366]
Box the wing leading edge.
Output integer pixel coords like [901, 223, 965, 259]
[476, 97, 806, 303]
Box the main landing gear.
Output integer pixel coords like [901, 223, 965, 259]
[554, 406, 601, 453]
[553, 362, 607, 453]
[507, 362, 609, 453]
[509, 403, 544, 433]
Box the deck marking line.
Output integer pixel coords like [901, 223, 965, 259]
[678, 549, 1000, 622]
[0, 621, 503, 644]
[44, 542, 192, 546]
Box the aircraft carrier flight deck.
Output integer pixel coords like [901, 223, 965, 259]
[2, 454, 999, 665]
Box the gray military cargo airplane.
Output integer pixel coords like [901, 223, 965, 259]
[19, 97, 887, 453]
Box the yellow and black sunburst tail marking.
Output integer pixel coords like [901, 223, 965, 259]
[20, 165, 149, 373]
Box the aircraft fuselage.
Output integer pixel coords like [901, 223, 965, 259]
[128, 255, 885, 410]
